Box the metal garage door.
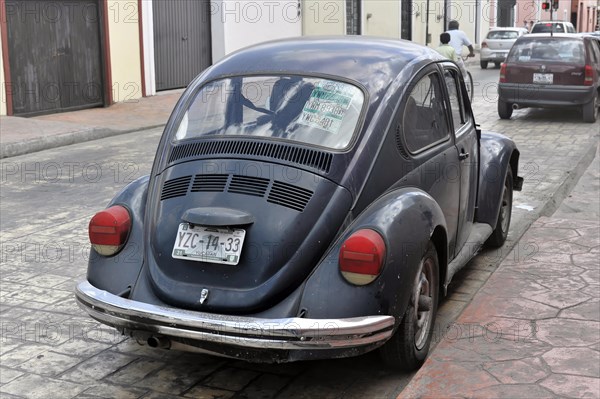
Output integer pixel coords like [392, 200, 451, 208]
[153, 0, 212, 91]
[5, 0, 104, 116]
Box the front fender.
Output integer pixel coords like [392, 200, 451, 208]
[299, 188, 447, 323]
[87, 175, 150, 296]
[477, 132, 520, 228]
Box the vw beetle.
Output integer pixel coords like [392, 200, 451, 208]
[76, 37, 523, 370]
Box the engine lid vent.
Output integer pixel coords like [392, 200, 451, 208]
[160, 176, 192, 200]
[191, 174, 228, 193]
[267, 181, 314, 212]
[168, 140, 333, 173]
[228, 175, 270, 197]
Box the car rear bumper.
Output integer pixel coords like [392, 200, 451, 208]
[75, 281, 395, 361]
[498, 83, 595, 107]
[480, 49, 509, 62]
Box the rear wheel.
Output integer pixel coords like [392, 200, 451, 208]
[582, 92, 598, 123]
[380, 242, 439, 371]
[494, 62, 502, 68]
[498, 100, 513, 119]
[480, 60, 488, 69]
[486, 168, 513, 248]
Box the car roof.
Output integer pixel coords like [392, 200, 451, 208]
[533, 20, 573, 24]
[517, 33, 583, 39]
[202, 36, 444, 94]
[488, 27, 526, 31]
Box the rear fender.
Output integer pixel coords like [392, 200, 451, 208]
[299, 188, 447, 323]
[87, 175, 149, 296]
[477, 132, 521, 228]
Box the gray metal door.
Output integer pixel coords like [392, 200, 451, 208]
[346, 0, 361, 35]
[401, 0, 412, 40]
[153, 0, 212, 91]
[5, 0, 104, 116]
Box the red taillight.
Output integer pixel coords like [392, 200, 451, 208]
[584, 65, 593, 86]
[89, 205, 131, 256]
[339, 229, 386, 285]
[481, 41, 488, 48]
[499, 63, 507, 83]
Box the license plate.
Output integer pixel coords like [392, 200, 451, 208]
[533, 73, 553, 84]
[172, 223, 246, 265]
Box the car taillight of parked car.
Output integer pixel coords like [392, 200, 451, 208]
[339, 229, 386, 285]
[584, 65, 593, 86]
[481, 41, 488, 48]
[499, 63, 507, 83]
[89, 205, 131, 256]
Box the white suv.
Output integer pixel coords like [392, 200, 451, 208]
[531, 21, 576, 34]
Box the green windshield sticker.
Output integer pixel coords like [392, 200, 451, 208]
[298, 81, 355, 134]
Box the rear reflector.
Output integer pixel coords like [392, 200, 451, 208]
[584, 65, 593, 86]
[339, 229, 386, 285]
[499, 63, 507, 83]
[89, 205, 131, 256]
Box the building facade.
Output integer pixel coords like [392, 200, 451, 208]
[515, 0, 598, 32]
[1, 0, 597, 117]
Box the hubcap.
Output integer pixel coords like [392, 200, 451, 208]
[413, 257, 434, 350]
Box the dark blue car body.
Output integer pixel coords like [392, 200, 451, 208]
[76, 37, 522, 369]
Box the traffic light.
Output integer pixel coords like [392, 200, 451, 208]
[552, 0, 559, 10]
[541, 2, 550, 10]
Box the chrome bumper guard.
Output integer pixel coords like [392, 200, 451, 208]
[75, 281, 395, 350]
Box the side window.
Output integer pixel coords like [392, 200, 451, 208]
[567, 25, 576, 33]
[444, 69, 465, 129]
[589, 40, 600, 65]
[403, 73, 449, 153]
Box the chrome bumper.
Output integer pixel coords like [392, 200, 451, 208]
[75, 281, 395, 351]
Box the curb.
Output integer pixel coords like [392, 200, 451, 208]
[0, 124, 165, 159]
[538, 143, 598, 217]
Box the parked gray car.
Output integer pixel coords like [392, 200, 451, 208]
[480, 27, 528, 69]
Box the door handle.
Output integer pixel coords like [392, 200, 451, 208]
[459, 151, 469, 160]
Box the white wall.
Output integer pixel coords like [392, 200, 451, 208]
[363, 0, 401, 38]
[212, 0, 302, 63]
[302, 0, 345, 35]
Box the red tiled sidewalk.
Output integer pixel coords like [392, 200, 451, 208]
[400, 221, 600, 397]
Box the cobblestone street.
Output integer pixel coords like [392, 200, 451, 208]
[1, 68, 599, 398]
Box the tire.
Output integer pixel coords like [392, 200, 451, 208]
[494, 62, 501, 68]
[480, 60, 488, 69]
[582, 92, 598, 123]
[486, 168, 513, 248]
[380, 242, 439, 371]
[498, 100, 513, 119]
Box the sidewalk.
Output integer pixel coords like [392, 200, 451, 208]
[0, 91, 182, 158]
[400, 147, 600, 398]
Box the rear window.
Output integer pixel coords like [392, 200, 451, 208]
[507, 38, 585, 63]
[173, 76, 365, 150]
[531, 23, 566, 33]
[487, 30, 519, 40]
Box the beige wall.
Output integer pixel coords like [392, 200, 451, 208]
[363, 0, 400, 37]
[302, 0, 345, 35]
[106, 0, 143, 103]
[0, 27, 6, 116]
[412, 0, 445, 45]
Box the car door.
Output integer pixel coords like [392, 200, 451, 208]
[442, 64, 478, 252]
[400, 69, 461, 258]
